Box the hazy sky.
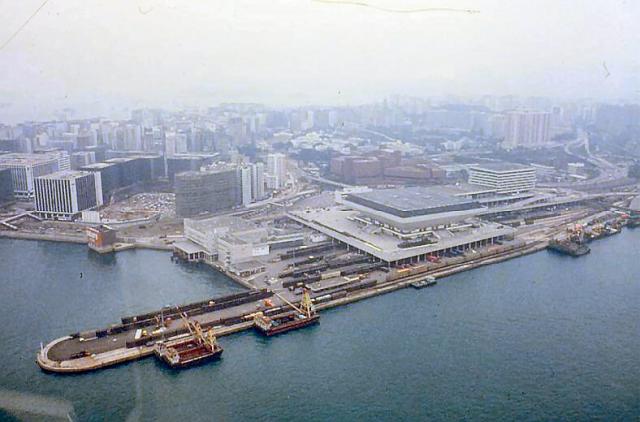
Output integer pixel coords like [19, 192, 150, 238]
[0, 0, 638, 122]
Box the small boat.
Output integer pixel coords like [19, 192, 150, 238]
[411, 276, 437, 289]
[154, 313, 223, 369]
[255, 289, 319, 336]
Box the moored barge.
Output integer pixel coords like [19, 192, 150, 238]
[548, 239, 590, 257]
[254, 290, 319, 336]
[154, 313, 223, 369]
[411, 276, 437, 289]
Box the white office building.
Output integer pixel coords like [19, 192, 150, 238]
[468, 163, 536, 194]
[34, 170, 103, 220]
[0, 152, 69, 199]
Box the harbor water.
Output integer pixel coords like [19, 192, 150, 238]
[0, 232, 638, 421]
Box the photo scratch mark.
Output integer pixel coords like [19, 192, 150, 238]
[602, 61, 611, 79]
[0, 0, 51, 52]
[138, 5, 155, 15]
[312, 0, 480, 15]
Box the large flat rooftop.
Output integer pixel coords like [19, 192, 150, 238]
[176, 165, 237, 179]
[81, 162, 117, 170]
[37, 170, 94, 180]
[344, 186, 482, 218]
[289, 207, 515, 262]
[0, 152, 60, 166]
[186, 215, 256, 233]
[469, 162, 535, 173]
[105, 157, 140, 164]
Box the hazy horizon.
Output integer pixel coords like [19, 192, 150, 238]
[1, 0, 639, 123]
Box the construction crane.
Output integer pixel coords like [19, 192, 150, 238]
[300, 289, 315, 318]
[179, 312, 217, 351]
[273, 289, 316, 318]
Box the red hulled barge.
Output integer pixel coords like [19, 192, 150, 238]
[254, 289, 319, 336]
[154, 313, 223, 369]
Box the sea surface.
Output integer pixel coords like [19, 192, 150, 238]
[0, 233, 638, 421]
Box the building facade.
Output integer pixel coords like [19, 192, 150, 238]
[0, 168, 14, 204]
[468, 163, 536, 194]
[86, 225, 117, 251]
[175, 215, 303, 275]
[240, 166, 252, 206]
[34, 170, 103, 220]
[290, 186, 515, 266]
[0, 152, 68, 199]
[80, 162, 119, 203]
[266, 153, 286, 190]
[503, 111, 551, 149]
[251, 162, 265, 201]
[174, 166, 240, 218]
[71, 151, 96, 169]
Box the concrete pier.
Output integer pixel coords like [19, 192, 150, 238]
[37, 240, 544, 373]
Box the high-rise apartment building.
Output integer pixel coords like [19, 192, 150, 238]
[266, 153, 286, 190]
[503, 111, 551, 149]
[487, 114, 507, 139]
[165, 131, 177, 158]
[175, 133, 188, 154]
[124, 124, 142, 150]
[71, 151, 96, 169]
[240, 166, 252, 206]
[34, 170, 103, 220]
[251, 162, 265, 201]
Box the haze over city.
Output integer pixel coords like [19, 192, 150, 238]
[1, 0, 639, 122]
[1, 2, 639, 421]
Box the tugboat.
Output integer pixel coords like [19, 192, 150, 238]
[254, 289, 319, 336]
[154, 313, 223, 369]
[411, 276, 437, 289]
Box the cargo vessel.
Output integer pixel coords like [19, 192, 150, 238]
[547, 239, 590, 257]
[411, 276, 437, 289]
[254, 290, 319, 336]
[154, 313, 223, 369]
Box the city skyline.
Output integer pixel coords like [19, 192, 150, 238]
[1, 2, 639, 420]
[1, 0, 639, 123]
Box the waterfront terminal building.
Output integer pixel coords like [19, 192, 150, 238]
[289, 186, 515, 266]
[174, 215, 303, 276]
